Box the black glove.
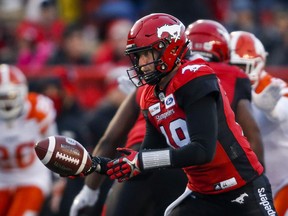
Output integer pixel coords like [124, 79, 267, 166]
[60, 155, 111, 178]
[93, 156, 111, 174]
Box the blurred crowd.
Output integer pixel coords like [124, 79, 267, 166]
[0, 0, 288, 215]
[1, 0, 288, 68]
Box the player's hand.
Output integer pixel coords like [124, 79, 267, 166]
[93, 156, 112, 174]
[107, 148, 142, 182]
[60, 155, 111, 178]
[252, 78, 285, 112]
[69, 185, 100, 216]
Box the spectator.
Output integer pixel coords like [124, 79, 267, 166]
[47, 23, 90, 65]
[91, 18, 133, 66]
[16, 0, 65, 69]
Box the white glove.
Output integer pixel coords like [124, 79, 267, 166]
[252, 78, 285, 112]
[117, 75, 136, 95]
[69, 185, 100, 216]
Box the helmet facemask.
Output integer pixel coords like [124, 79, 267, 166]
[126, 39, 174, 87]
[0, 84, 27, 120]
[229, 31, 268, 85]
[0, 64, 28, 120]
[229, 56, 265, 84]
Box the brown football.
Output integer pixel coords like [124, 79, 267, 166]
[34, 135, 92, 176]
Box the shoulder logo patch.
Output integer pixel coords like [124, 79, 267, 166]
[182, 64, 204, 74]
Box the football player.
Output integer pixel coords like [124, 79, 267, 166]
[0, 64, 58, 216]
[230, 30, 288, 216]
[185, 19, 264, 166]
[70, 76, 187, 216]
[102, 13, 276, 215]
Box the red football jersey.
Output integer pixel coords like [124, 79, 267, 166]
[209, 62, 251, 111]
[140, 59, 263, 194]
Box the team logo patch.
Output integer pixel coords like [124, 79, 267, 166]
[231, 193, 249, 204]
[157, 24, 182, 42]
[182, 64, 204, 74]
[164, 94, 175, 109]
[149, 103, 161, 116]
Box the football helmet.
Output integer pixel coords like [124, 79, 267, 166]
[185, 19, 230, 62]
[0, 64, 28, 120]
[229, 31, 268, 83]
[125, 13, 189, 87]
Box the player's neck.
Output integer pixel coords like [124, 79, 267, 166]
[158, 65, 179, 90]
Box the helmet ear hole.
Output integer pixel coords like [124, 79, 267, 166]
[158, 42, 165, 49]
[161, 64, 167, 70]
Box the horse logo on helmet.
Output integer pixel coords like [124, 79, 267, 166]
[157, 24, 181, 42]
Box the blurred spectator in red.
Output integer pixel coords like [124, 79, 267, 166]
[47, 22, 91, 65]
[84, 17, 133, 111]
[87, 17, 133, 131]
[91, 18, 133, 66]
[89, 17, 133, 111]
[16, 0, 65, 69]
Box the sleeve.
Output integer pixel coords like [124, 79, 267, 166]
[170, 92, 218, 167]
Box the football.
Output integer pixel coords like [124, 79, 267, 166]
[34, 135, 93, 176]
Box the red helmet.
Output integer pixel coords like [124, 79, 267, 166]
[126, 13, 189, 87]
[229, 31, 267, 83]
[0, 64, 28, 120]
[185, 19, 230, 62]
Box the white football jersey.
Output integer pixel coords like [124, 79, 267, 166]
[252, 95, 288, 196]
[0, 93, 58, 196]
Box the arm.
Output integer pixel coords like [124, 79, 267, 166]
[85, 90, 140, 188]
[229, 74, 264, 166]
[169, 94, 217, 167]
[70, 90, 140, 216]
[235, 99, 264, 166]
[107, 94, 218, 181]
[252, 77, 286, 121]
